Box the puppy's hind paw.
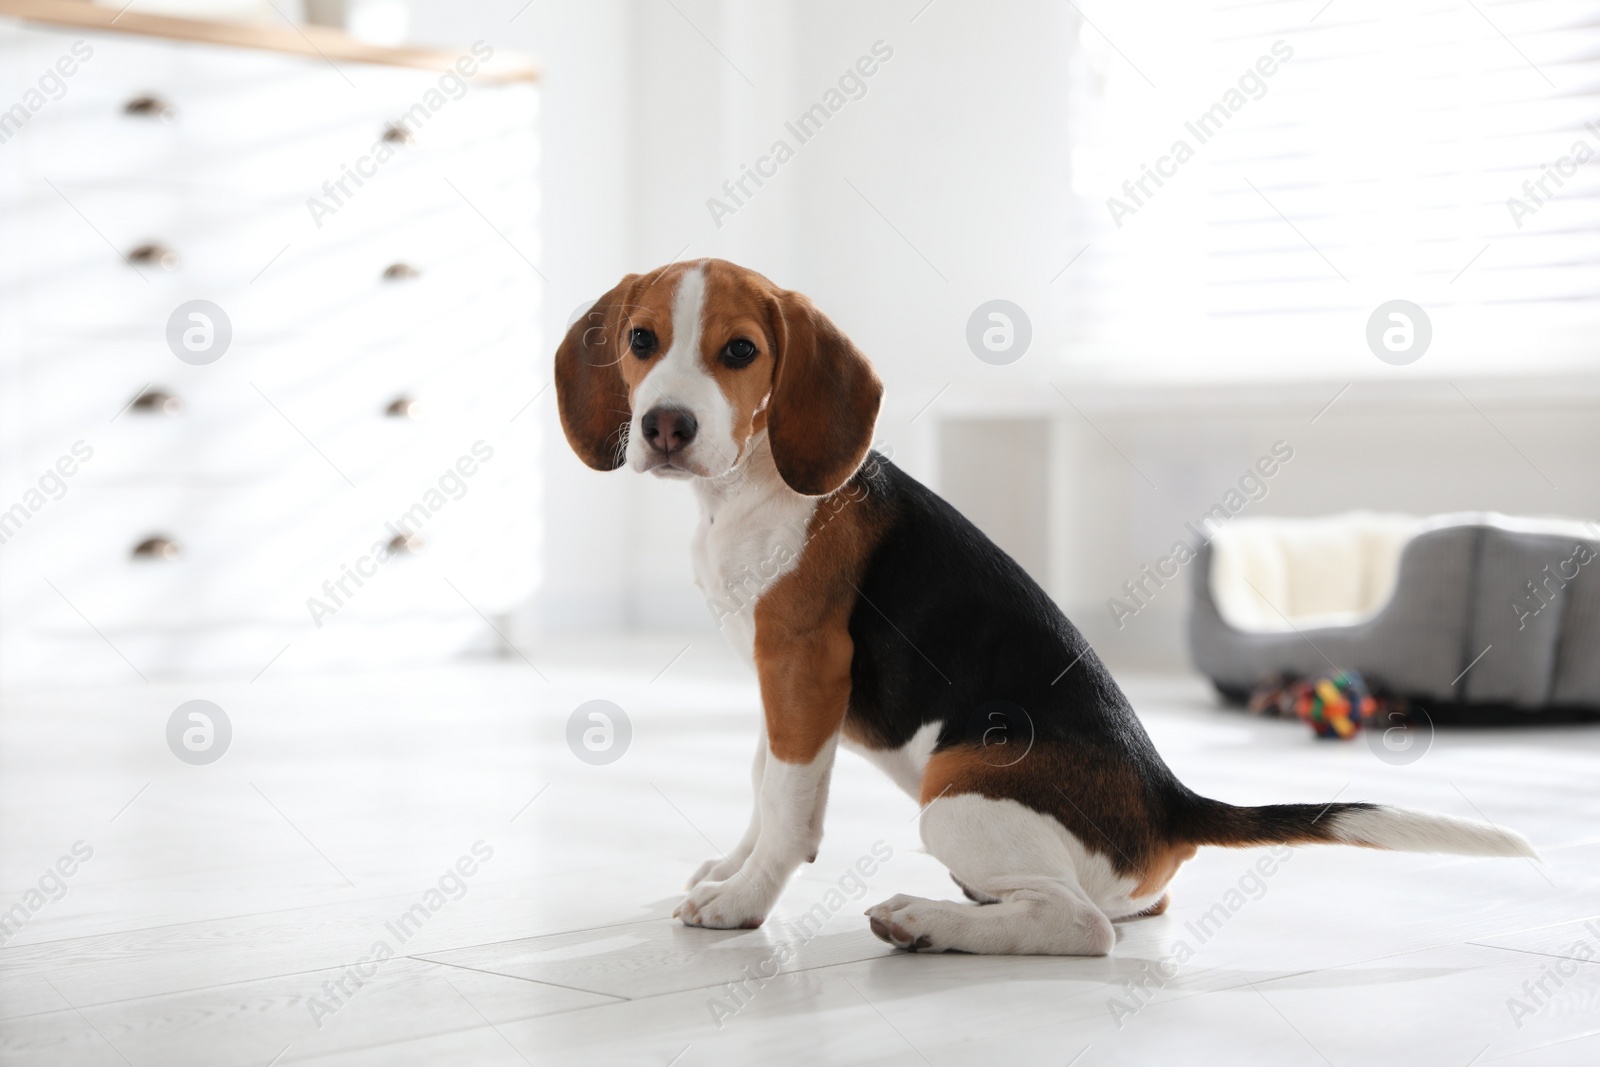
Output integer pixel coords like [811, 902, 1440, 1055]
[865, 895, 941, 952]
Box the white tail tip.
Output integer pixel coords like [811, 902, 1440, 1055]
[1329, 806, 1539, 859]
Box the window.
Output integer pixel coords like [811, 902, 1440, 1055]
[1064, 0, 1600, 382]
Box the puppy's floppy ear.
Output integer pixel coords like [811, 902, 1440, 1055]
[555, 275, 639, 471]
[767, 289, 884, 496]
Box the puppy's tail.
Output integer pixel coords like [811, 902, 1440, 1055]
[1174, 795, 1538, 859]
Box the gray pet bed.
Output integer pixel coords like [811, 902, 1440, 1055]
[1188, 513, 1600, 715]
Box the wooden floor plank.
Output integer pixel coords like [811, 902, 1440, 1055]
[1, 650, 1596, 1065]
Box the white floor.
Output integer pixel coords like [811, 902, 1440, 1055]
[1, 637, 1598, 1066]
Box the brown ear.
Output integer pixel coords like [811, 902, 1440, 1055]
[555, 276, 639, 471]
[767, 290, 883, 496]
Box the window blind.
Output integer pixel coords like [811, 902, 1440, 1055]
[1064, 0, 1600, 383]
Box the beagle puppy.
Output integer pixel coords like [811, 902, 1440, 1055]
[554, 259, 1536, 955]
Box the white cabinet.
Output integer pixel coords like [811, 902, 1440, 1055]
[0, 14, 542, 685]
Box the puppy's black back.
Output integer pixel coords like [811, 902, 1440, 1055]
[843, 453, 1178, 785]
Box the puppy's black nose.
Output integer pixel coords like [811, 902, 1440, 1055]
[641, 407, 698, 454]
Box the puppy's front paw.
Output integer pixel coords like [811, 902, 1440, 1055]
[686, 856, 742, 889]
[674, 875, 771, 929]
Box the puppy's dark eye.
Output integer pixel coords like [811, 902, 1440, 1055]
[721, 338, 759, 368]
[629, 328, 657, 357]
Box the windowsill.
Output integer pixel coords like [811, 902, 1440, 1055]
[909, 368, 1600, 420]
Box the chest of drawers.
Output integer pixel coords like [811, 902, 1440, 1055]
[0, 5, 542, 684]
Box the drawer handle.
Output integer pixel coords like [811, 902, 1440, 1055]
[381, 123, 413, 145]
[131, 389, 182, 416]
[382, 262, 420, 281]
[132, 536, 181, 561]
[124, 95, 176, 122]
[128, 243, 179, 271]
[384, 395, 421, 419]
[387, 533, 422, 555]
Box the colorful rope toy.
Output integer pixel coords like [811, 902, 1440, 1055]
[1292, 669, 1375, 739]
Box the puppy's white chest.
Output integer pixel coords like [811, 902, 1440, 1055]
[692, 466, 817, 663]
